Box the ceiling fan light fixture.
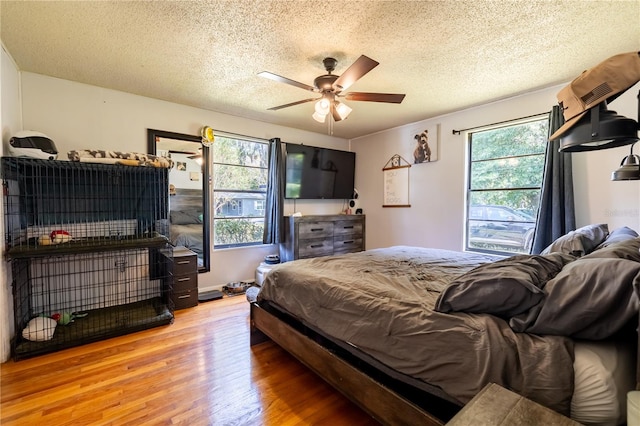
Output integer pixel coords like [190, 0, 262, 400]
[312, 111, 326, 123]
[335, 101, 352, 120]
[315, 98, 331, 115]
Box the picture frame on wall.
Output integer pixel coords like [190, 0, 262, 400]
[408, 123, 440, 164]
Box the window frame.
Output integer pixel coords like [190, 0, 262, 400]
[464, 115, 548, 256]
[211, 131, 269, 250]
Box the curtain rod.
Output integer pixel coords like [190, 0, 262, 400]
[452, 111, 550, 135]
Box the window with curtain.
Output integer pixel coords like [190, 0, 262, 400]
[212, 132, 269, 249]
[466, 117, 548, 256]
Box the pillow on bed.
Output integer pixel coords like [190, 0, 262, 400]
[434, 252, 575, 318]
[509, 257, 640, 339]
[170, 210, 203, 225]
[594, 226, 639, 249]
[540, 223, 609, 257]
[581, 237, 640, 262]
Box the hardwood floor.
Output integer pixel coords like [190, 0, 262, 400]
[1, 296, 377, 425]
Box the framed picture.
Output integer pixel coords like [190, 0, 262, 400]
[176, 162, 187, 171]
[408, 123, 440, 164]
[382, 155, 411, 208]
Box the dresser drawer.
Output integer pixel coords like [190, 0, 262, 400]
[172, 288, 198, 310]
[298, 238, 334, 258]
[298, 222, 334, 239]
[334, 236, 363, 254]
[173, 272, 198, 292]
[333, 220, 363, 237]
[170, 254, 198, 276]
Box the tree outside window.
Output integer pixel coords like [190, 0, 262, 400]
[212, 134, 268, 248]
[466, 118, 548, 255]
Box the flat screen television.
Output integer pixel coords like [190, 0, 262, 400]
[284, 143, 355, 199]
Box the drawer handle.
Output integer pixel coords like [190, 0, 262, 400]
[343, 226, 354, 229]
[177, 277, 192, 282]
[177, 294, 191, 299]
[177, 260, 191, 265]
[310, 244, 324, 248]
[343, 240, 355, 244]
[310, 228, 324, 232]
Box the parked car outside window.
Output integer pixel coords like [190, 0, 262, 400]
[468, 205, 536, 253]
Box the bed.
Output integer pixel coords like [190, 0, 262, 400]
[250, 224, 640, 425]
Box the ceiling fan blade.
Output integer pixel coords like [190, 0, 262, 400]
[267, 98, 317, 111]
[344, 92, 406, 104]
[258, 71, 316, 92]
[333, 55, 379, 92]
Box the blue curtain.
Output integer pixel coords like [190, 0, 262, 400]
[531, 106, 576, 254]
[262, 137, 286, 244]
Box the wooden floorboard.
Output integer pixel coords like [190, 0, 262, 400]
[1, 296, 377, 425]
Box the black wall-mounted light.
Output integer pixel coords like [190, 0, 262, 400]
[549, 52, 640, 180]
[549, 52, 640, 146]
[557, 101, 638, 152]
[611, 141, 640, 181]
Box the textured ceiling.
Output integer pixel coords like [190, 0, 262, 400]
[1, 1, 639, 139]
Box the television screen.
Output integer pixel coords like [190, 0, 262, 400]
[284, 144, 355, 199]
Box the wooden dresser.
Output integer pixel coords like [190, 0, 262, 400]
[279, 214, 365, 262]
[166, 246, 199, 310]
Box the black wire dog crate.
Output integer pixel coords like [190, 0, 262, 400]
[2, 157, 175, 360]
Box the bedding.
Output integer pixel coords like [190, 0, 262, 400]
[541, 223, 609, 256]
[170, 223, 204, 260]
[434, 252, 575, 318]
[595, 226, 639, 249]
[572, 340, 637, 425]
[258, 246, 577, 415]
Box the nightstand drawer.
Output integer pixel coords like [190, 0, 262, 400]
[173, 272, 198, 292]
[170, 253, 198, 276]
[172, 288, 198, 310]
[298, 222, 334, 239]
[298, 238, 333, 258]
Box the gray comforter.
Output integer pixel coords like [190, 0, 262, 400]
[258, 246, 576, 415]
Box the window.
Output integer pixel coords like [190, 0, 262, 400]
[466, 117, 548, 255]
[212, 133, 269, 249]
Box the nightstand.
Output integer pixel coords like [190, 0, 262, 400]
[446, 383, 579, 425]
[167, 246, 198, 310]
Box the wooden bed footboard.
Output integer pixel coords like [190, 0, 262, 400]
[250, 302, 445, 426]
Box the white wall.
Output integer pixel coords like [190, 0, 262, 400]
[1, 44, 22, 362]
[17, 72, 351, 292]
[4, 60, 640, 364]
[352, 83, 640, 251]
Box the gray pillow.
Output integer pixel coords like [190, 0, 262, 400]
[510, 257, 640, 339]
[434, 252, 575, 318]
[582, 237, 640, 262]
[594, 226, 639, 249]
[541, 223, 609, 257]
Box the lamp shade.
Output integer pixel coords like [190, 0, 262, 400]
[312, 111, 326, 123]
[611, 142, 640, 180]
[335, 102, 352, 120]
[315, 98, 330, 115]
[559, 103, 639, 152]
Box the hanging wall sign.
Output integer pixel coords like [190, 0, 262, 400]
[382, 154, 411, 207]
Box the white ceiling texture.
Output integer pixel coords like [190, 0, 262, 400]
[1, 1, 639, 139]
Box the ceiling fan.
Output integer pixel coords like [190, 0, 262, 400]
[258, 55, 406, 123]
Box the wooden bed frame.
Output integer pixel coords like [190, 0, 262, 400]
[250, 301, 640, 426]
